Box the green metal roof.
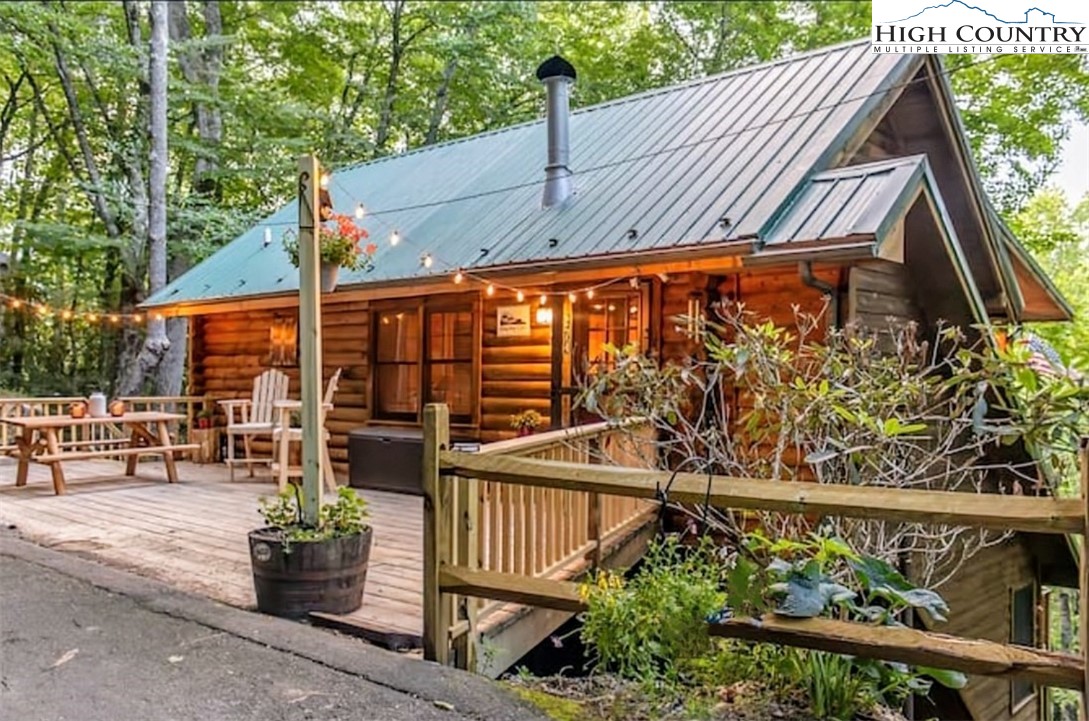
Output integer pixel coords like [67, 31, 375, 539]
[765, 155, 928, 246]
[147, 41, 921, 308]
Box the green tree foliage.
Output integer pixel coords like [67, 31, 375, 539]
[1008, 188, 1089, 371]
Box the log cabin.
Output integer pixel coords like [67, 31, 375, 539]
[145, 40, 1076, 719]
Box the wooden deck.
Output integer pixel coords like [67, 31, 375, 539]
[0, 457, 423, 646]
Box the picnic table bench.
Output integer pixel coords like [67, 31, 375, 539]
[0, 411, 198, 495]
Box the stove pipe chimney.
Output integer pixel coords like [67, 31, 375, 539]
[536, 55, 577, 209]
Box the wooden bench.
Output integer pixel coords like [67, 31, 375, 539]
[38, 444, 200, 463]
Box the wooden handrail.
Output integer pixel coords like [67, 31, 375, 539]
[476, 418, 644, 457]
[424, 402, 1089, 691]
[440, 451, 1084, 536]
[436, 565, 1083, 689]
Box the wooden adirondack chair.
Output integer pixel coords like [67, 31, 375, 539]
[218, 369, 290, 481]
[272, 368, 341, 492]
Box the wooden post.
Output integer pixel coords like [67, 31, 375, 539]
[423, 403, 452, 664]
[452, 470, 480, 671]
[1080, 436, 1088, 719]
[297, 155, 324, 525]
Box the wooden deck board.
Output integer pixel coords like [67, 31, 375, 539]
[0, 458, 423, 638]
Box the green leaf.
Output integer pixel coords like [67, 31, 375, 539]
[917, 666, 968, 689]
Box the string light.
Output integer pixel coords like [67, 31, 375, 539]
[355, 203, 365, 219]
[87, 313, 98, 323]
[320, 172, 330, 188]
[390, 230, 400, 246]
[486, 283, 496, 297]
[61, 310, 73, 320]
[11, 299, 22, 309]
[515, 290, 524, 302]
[109, 314, 120, 324]
[133, 314, 143, 323]
[586, 288, 595, 300]
[421, 253, 433, 269]
[453, 270, 464, 284]
[539, 294, 547, 305]
[568, 292, 577, 303]
[0, 292, 168, 326]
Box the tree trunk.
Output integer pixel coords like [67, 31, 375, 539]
[118, 0, 170, 395]
[425, 57, 457, 146]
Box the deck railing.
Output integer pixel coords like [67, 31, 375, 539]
[1, 395, 211, 457]
[473, 420, 655, 584]
[423, 404, 659, 670]
[424, 401, 1089, 694]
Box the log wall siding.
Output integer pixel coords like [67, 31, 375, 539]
[929, 540, 1038, 721]
[847, 259, 926, 332]
[481, 294, 552, 444]
[194, 300, 371, 476]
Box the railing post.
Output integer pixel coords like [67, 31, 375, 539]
[1080, 436, 1088, 718]
[452, 470, 480, 671]
[423, 403, 452, 664]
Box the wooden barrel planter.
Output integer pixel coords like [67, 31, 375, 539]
[248, 526, 373, 618]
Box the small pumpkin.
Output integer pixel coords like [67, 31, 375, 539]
[70, 402, 87, 419]
[108, 399, 125, 417]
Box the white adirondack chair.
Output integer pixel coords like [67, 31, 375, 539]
[272, 368, 341, 492]
[219, 369, 290, 481]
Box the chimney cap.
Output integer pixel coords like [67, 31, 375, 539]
[536, 55, 576, 82]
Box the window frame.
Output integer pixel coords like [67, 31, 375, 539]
[371, 295, 479, 425]
[1009, 582, 1038, 714]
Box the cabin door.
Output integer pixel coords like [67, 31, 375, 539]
[550, 282, 651, 428]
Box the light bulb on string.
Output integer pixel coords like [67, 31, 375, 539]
[355, 203, 365, 219]
[516, 290, 525, 302]
[421, 253, 433, 269]
[153, 313, 164, 321]
[320, 172, 330, 189]
[586, 288, 595, 300]
[61, 310, 73, 320]
[486, 283, 496, 297]
[133, 314, 143, 323]
[263, 227, 272, 246]
[539, 294, 548, 305]
[86, 313, 98, 323]
[568, 292, 577, 304]
[453, 270, 464, 284]
[390, 230, 400, 246]
[109, 314, 120, 324]
[11, 299, 22, 309]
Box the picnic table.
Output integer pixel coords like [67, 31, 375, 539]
[0, 411, 198, 495]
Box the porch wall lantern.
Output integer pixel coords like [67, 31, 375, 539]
[535, 303, 553, 326]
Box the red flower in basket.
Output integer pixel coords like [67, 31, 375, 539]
[283, 213, 376, 272]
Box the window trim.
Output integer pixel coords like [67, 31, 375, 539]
[1009, 582, 1038, 715]
[371, 295, 479, 425]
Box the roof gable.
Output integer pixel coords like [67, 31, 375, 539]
[147, 41, 916, 309]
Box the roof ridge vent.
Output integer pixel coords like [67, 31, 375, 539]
[536, 55, 576, 209]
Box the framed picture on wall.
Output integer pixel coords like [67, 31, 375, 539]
[496, 304, 531, 337]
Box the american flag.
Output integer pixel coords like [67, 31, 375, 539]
[1021, 332, 1081, 380]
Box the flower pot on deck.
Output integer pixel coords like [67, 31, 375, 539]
[320, 263, 339, 293]
[248, 526, 373, 618]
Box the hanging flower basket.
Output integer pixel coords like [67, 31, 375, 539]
[283, 213, 376, 292]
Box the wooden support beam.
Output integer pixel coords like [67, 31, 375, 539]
[711, 615, 1084, 691]
[436, 565, 1084, 691]
[440, 451, 1085, 536]
[439, 566, 586, 614]
[422, 404, 452, 664]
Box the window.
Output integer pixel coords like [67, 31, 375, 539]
[425, 307, 474, 421]
[1010, 583, 1036, 711]
[579, 292, 643, 375]
[375, 308, 420, 420]
[373, 298, 476, 423]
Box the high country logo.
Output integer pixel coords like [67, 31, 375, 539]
[871, 0, 1088, 53]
